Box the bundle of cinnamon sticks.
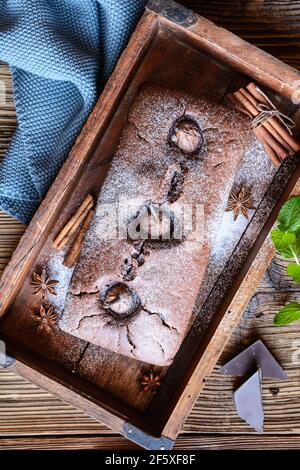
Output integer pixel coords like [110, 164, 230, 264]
[228, 82, 300, 166]
[53, 194, 94, 267]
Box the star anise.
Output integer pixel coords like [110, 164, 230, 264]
[30, 269, 58, 298]
[140, 370, 161, 393]
[31, 304, 59, 334]
[226, 187, 256, 220]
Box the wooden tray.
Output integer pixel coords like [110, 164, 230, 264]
[1, 0, 300, 450]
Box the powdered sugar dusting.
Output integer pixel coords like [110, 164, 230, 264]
[47, 250, 75, 312]
[60, 83, 253, 366]
[212, 140, 276, 260]
[196, 140, 278, 308]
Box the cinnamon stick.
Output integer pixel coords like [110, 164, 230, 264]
[239, 88, 294, 155]
[63, 210, 94, 267]
[227, 95, 252, 118]
[246, 82, 300, 152]
[234, 90, 288, 161]
[56, 200, 93, 251]
[254, 127, 281, 166]
[230, 91, 279, 164]
[53, 194, 93, 249]
[262, 141, 280, 167]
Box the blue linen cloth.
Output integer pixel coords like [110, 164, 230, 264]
[0, 0, 147, 224]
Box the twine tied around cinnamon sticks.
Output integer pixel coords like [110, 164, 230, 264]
[228, 82, 300, 166]
[250, 88, 295, 134]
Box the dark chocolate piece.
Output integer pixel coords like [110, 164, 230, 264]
[220, 340, 287, 380]
[234, 369, 264, 433]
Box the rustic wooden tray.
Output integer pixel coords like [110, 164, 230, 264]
[1, 0, 300, 450]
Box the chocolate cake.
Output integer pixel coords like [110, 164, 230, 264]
[59, 84, 252, 366]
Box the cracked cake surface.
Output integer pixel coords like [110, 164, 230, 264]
[59, 84, 253, 366]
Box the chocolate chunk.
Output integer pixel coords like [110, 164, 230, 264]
[121, 258, 137, 281]
[167, 169, 185, 203]
[136, 255, 145, 266]
[220, 340, 287, 380]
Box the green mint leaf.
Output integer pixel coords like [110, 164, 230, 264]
[278, 196, 300, 233]
[274, 302, 300, 326]
[271, 229, 296, 258]
[287, 264, 300, 284]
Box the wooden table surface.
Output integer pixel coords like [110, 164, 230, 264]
[1, 0, 300, 450]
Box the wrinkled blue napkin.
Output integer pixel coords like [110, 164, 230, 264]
[0, 0, 146, 224]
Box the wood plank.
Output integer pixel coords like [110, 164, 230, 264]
[2, 434, 300, 450]
[0, 62, 17, 162]
[0, 62, 24, 276]
[159, 16, 300, 101]
[180, 0, 300, 69]
[1, 270, 300, 437]
[2, 2, 300, 443]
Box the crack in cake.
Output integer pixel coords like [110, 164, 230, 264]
[59, 84, 252, 366]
